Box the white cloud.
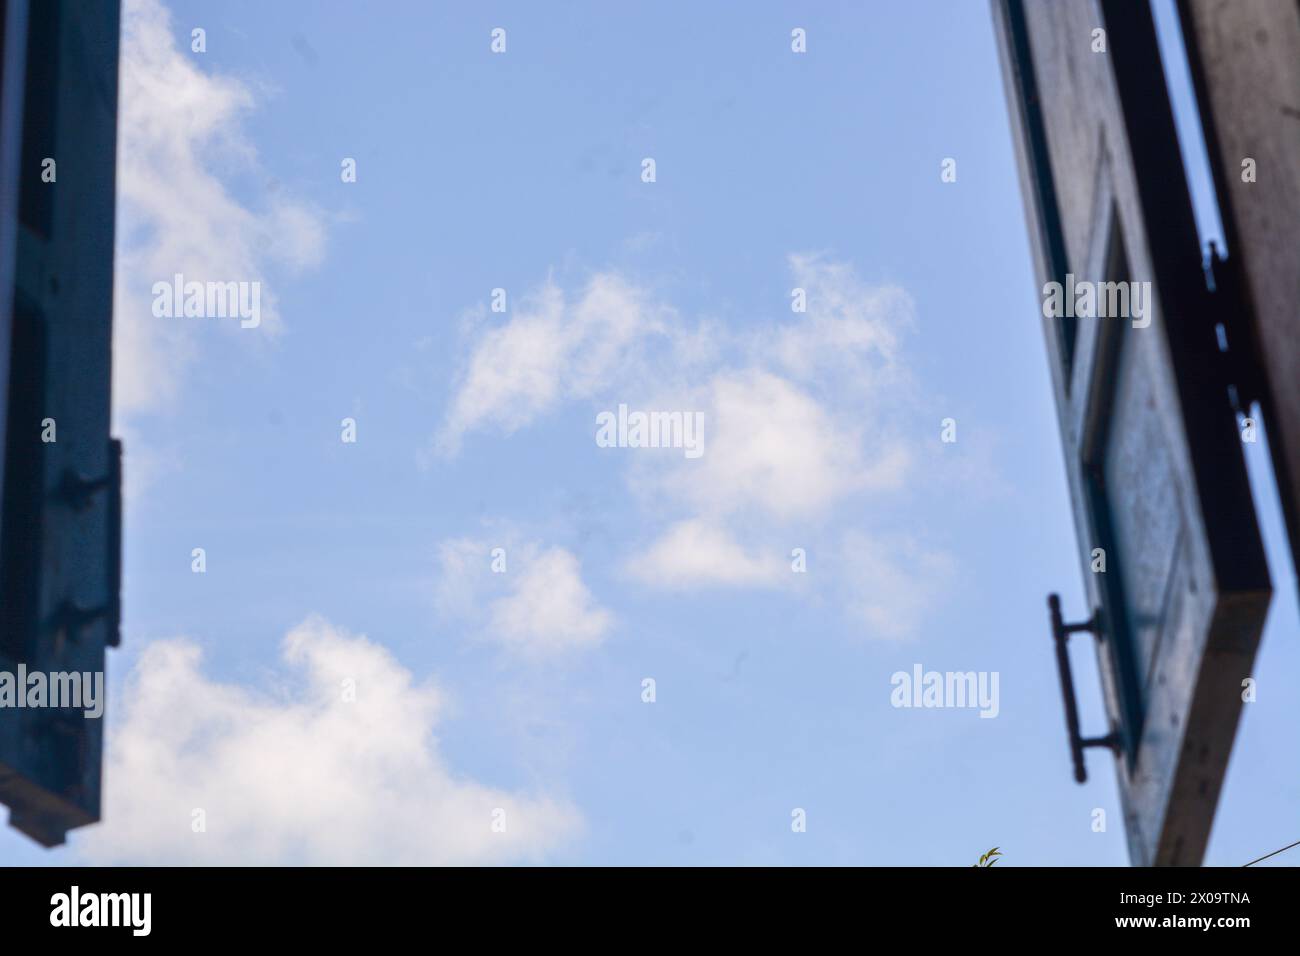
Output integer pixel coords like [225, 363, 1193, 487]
[114, 0, 326, 417]
[618, 258, 918, 594]
[78, 616, 579, 864]
[488, 548, 613, 655]
[437, 255, 946, 634]
[773, 252, 912, 387]
[624, 519, 784, 589]
[645, 368, 907, 523]
[436, 537, 613, 657]
[442, 256, 914, 513]
[438, 274, 682, 452]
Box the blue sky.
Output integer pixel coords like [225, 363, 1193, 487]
[4, 0, 1297, 865]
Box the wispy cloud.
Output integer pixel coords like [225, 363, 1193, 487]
[623, 518, 785, 589]
[437, 274, 686, 453]
[438, 253, 951, 638]
[114, 0, 326, 418]
[436, 536, 613, 657]
[634, 367, 906, 524]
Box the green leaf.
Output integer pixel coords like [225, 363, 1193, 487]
[974, 846, 1003, 867]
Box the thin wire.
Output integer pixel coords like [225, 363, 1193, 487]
[1243, 838, 1300, 867]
